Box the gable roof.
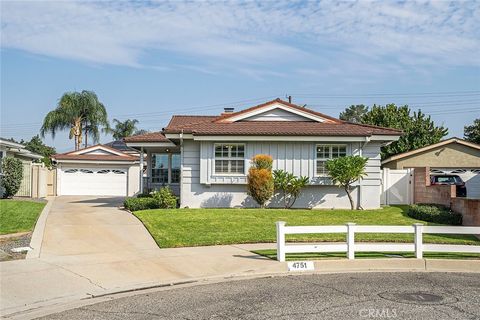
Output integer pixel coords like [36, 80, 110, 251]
[215, 98, 340, 123]
[53, 144, 138, 162]
[382, 137, 480, 165]
[126, 98, 402, 142]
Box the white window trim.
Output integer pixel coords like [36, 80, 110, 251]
[314, 144, 349, 177]
[213, 143, 246, 176]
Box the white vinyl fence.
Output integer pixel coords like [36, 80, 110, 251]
[380, 168, 413, 205]
[275, 221, 480, 262]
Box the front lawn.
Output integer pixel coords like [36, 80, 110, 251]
[0, 199, 46, 235]
[132, 206, 480, 248]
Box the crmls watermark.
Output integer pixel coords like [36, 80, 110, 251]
[359, 308, 397, 318]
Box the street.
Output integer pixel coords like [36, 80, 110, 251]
[37, 272, 480, 320]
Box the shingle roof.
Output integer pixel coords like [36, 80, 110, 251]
[123, 132, 171, 142]
[123, 98, 402, 142]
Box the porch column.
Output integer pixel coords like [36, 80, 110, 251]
[139, 147, 144, 194]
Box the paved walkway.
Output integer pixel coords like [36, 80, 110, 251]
[0, 197, 282, 318]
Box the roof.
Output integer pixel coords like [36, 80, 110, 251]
[123, 132, 171, 143]
[382, 137, 480, 164]
[0, 137, 44, 160]
[125, 98, 402, 142]
[104, 140, 138, 153]
[53, 144, 138, 162]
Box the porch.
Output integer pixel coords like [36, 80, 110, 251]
[141, 146, 181, 196]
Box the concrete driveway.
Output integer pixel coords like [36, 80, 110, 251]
[1, 196, 282, 319]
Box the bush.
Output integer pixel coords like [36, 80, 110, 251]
[1, 157, 24, 198]
[151, 187, 177, 209]
[137, 193, 153, 198]
[247, 154, 274, 208]
[408, 204, 462, 225]
[124, 197, 159, 211]
[273, 170, 309, 209]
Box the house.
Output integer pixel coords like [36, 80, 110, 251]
[124, 99, 402, 209]
[0, 137, 44, 197]
[52, 144, 140, 196]
[382, 137, 480, 198]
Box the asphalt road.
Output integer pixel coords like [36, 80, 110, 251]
[38, 272, 480, 320]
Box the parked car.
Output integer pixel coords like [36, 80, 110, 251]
[430, 174, 467, 197]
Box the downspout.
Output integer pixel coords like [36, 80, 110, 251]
[139, 147, 144, 194]
[179, 129, 184, 208]
[358, 136, 371, 210]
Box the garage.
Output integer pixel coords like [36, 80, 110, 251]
[431, 168, 480, 199]
[53, 145, 140, 197]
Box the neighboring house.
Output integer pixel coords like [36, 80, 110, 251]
[382, 137, 480, 198]
[125, 99, 402, 209]
[52, 144, 140, 196]
[0, 137, 44, 197]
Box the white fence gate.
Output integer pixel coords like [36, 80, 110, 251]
[381, 168, 413, 205]
[276, 221, 480, 262]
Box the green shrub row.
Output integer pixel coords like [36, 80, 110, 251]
[408, 204, 462, 225]
[124, 187, 178, 211]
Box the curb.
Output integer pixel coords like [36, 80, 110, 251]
[26, 197, 55, 259]
[3, 258, 479, 320]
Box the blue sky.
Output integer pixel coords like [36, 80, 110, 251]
[1, 0, 479, 152]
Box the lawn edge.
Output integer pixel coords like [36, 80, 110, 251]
[27, 197, 55, 259]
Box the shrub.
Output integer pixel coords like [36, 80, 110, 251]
[273, 170, 309, 209]
[247, 154, 274, 208]
[1, 157, 24, 198]
[151, 187, 177, 209]
[124, 197, 159, 211]
[137, 193, 153, 198]
[408, 204, 462, 225]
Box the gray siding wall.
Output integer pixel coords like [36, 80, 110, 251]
[182, 140, 382, 209]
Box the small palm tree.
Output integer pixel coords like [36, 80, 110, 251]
[106, 119, 139, 140]
[41, 91, 108, 150]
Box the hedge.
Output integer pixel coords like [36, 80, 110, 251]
[124, 197, 159, 211]
[408, 204, 462, 225]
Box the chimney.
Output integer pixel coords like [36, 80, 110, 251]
[223, 107, 235, 114]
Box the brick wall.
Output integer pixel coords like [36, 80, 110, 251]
[452, 198, 480, 226]
[413, 167, 479, 226]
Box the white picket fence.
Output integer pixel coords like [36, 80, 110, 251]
[275, 221, 480, 262]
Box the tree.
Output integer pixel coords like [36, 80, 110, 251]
[339, 104, 368, 123]
[247, 155, 274, 208]
[132, 129, 149, 136]
[106, 119, 139, 140]
[325, 156, 367, 210]
[273, 170, 309, 209]
[361, 104, 448, 159]
[41, 91, 108, 150]
[23, 135, 56, 167]
[1, 157, 23, 198]
[464, 119, 480, 144]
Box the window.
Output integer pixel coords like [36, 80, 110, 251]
[316, 144, 347, 176]
[80, 169, 94, 174]
[171, 154, 181, 183]
[112, 170, 125, 175]
[152, 153, 169, 183]
[64, 169, 78, 173]
[97, 169, 111, 174]
[214, 143, 245, 174]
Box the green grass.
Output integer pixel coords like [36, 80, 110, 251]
[0, 199, 46, 235]
[252, 249, 480, 260]
[132, 206, 480, 248]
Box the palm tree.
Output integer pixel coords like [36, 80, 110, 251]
[107, 119, 139, 140]
[79, 91, 108, 147]
[41, 91, 108, 150]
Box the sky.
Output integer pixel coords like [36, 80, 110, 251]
[1, 0, 479, 152]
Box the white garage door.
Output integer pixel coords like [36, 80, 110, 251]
[431, 168, 480, 199]
[60, 167, 127, 196]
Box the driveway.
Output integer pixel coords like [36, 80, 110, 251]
[1, 196, 282, 318]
